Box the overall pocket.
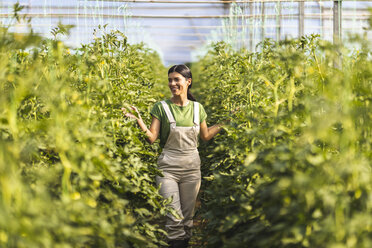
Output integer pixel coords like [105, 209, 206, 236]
[157, 153, 167, 166]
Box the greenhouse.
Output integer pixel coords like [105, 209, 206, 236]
[0, 1, 372, 248]
[1, 0, 371, 64]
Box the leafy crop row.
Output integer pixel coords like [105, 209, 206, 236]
[2, 6, 372, 248]
[0, 19, 169, 247]
[192, 26, 372, 248]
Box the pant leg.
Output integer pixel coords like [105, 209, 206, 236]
[179, 169, 201, 239]
[156, 173, 186, 240]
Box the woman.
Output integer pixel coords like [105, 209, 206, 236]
[123, 64, 223, 248]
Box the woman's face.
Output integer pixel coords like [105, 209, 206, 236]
[168, 72, 191, 97]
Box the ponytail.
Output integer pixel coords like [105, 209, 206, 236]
[187, 88, 196, 101]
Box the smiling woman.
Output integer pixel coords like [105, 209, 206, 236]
[122, 64, 224, 247]
[168, 65, 196, 101]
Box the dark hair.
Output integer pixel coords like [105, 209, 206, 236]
[168, 64, 196, 101]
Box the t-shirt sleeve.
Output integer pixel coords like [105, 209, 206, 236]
[150, 102, 162, 121]
[199, 102, 207, 123]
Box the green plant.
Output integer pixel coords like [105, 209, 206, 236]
[0, 14, 170, 247]
[192, 32, 372, 248]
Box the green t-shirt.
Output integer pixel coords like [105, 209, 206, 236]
[150, 99, 207, 148]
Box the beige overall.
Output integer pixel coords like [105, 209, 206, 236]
[156, 101, 201, 241]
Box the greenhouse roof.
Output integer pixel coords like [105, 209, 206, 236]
[1, 0, 371, 65]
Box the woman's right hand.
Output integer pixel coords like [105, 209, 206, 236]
[222, 106, 240, 124]
[121, 105, 160, 144]
[122, 106, 141, 121]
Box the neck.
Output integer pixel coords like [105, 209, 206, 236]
[171, 94, 189, 106]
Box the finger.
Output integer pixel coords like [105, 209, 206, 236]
[133, 107, 140, 115]
[121, 107, 129, 114]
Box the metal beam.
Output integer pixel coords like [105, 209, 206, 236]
[261, 2, 265, 41]
[79, 0, 372, 3]
[20, 24, 361, 32]
[333, 0, 342, 68]
[299, 1, 304, 37]
[0, 12, 371, 19]
[0, 13, 369, 20]
[0, 5, 368, 11]
[333, 0, 342, 44]
[249, 2, 253, 50]
[276, 1, 281, 41]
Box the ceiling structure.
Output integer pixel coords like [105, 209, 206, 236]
[0, 0, 371, 65]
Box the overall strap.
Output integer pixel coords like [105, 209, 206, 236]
[161, 101, 176, 125]
[193, 101, 199, 126]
